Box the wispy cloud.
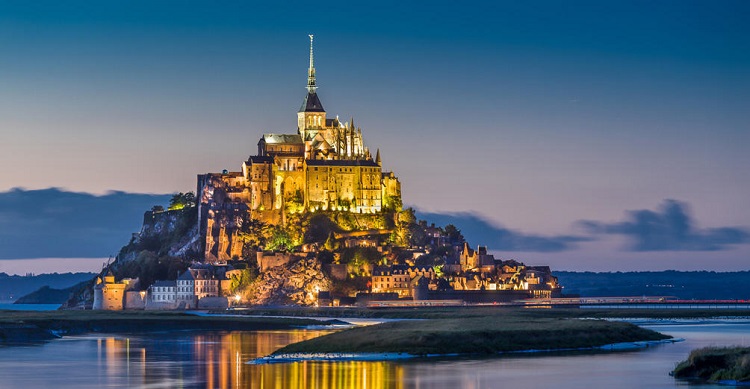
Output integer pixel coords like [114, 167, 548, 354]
[416, 210, 589, 252]
[578, 199, 750, 251]
[0, 188, 171, 259]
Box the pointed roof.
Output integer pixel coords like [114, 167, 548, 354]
[299, 92, 325, 112]
[299, 35, 326, 113]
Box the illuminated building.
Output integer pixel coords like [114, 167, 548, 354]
[92, 271, 138, 310]
[198, 35, 402, 260]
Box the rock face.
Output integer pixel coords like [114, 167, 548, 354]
[246, 257, 332, 306]
[119, 208, 202, 263]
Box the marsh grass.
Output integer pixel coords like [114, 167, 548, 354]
[274, 315, 670, 355]
[673, 346, 750, 383]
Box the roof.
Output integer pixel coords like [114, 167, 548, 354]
[306, 159, 379, 167]
[177, 270, 195, 281]
[299, 92, 325, 112]
[262, 134, 303, 144]
[152, 280, 176, 287]
[248, 155, 273, 164]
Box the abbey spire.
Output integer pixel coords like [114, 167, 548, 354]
[307, 34, 316, 93]
[298, 34, 326, 138]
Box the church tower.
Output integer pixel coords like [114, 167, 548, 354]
[298, 35, 326, 140]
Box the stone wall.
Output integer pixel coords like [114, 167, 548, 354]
[124, 291, 146, 310]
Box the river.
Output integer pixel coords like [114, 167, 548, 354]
[0, 319, 747, 388]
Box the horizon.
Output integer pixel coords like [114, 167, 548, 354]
[1, 1, 748, 274]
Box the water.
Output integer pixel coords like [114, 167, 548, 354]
[0, 321, 747, 388]
[0, 303, 61, 311]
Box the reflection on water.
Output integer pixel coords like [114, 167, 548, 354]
[0, 322, 748, 388]
[0, 330, 407, 389]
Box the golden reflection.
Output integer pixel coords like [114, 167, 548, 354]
[95, 330, 406, 389]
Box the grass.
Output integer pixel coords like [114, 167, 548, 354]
[673, 347, 750, 383]
[273, 313, 671, 355]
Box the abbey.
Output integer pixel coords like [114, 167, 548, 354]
[198, 36, 402, 261]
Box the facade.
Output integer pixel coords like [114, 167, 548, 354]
[175, 268, 219, 308]
[372, 265, 435, 298]
[459, 243, 496, 273]
[92, 273, 138, 310]
[198, 36, 402, 260]
[150, 280, 176, 306]
[147, 266, 223, 310]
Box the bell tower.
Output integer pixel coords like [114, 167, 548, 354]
[298, 34, 326, 140]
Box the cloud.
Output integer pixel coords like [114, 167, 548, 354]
[0, 188, 172, 259]
[415, 210, 589, 252]
[578, 199, 750, 251]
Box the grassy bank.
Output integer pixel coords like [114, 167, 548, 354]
[673, 347, 750, 383]
[0, 310, 327, 346]
[273, 314, 671, 355]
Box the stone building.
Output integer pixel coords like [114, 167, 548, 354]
[198, 36, 402, 260]
[92, 272, 138, 310]
[149, 280, 176, 309]
[459, 243, 496, 273]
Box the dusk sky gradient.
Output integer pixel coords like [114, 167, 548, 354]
[1, 1, 748, 273]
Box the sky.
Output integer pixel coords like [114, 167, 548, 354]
[1, 1, 748, 274]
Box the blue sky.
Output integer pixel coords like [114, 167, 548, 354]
[1, 1, 748, 273]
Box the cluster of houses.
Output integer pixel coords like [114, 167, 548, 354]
[368, 242, 562, 302]
[93, 264, 240, 310]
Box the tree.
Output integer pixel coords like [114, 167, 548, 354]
[444, 224, 465, 245]
[168, 192, 196, 211]
[266, 226, 294, 252]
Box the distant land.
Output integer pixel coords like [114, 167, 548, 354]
[0, 272, 96, 303]
[556, 271, 750, 300]
[6, 270, 749, 305]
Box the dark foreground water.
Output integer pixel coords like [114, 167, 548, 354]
[0, 320, 748, 388]
[0, 304, 61, 311]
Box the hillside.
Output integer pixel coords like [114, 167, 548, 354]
[0, 272, 96, 303]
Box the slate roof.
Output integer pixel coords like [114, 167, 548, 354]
[262, 134, 303, 144]
[306, 159, 379, 167]
[152, 280, 176, 287]
[299, 92, 325, 112]
[248, 155, 274, 164]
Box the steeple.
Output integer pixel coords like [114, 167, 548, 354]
[298, 34, 326, 136]
[299, 34, 325, 114]
[307, 34, 316, 93]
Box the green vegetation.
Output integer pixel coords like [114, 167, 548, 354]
[228, 267, 259, 295]
[167, 192, 196, 211]
[273, 313, 670, 355]
[115, 251, 190, 288]
[673, 347, 750, 383]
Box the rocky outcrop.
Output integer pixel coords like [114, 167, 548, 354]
[246, 257, 332, 306]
